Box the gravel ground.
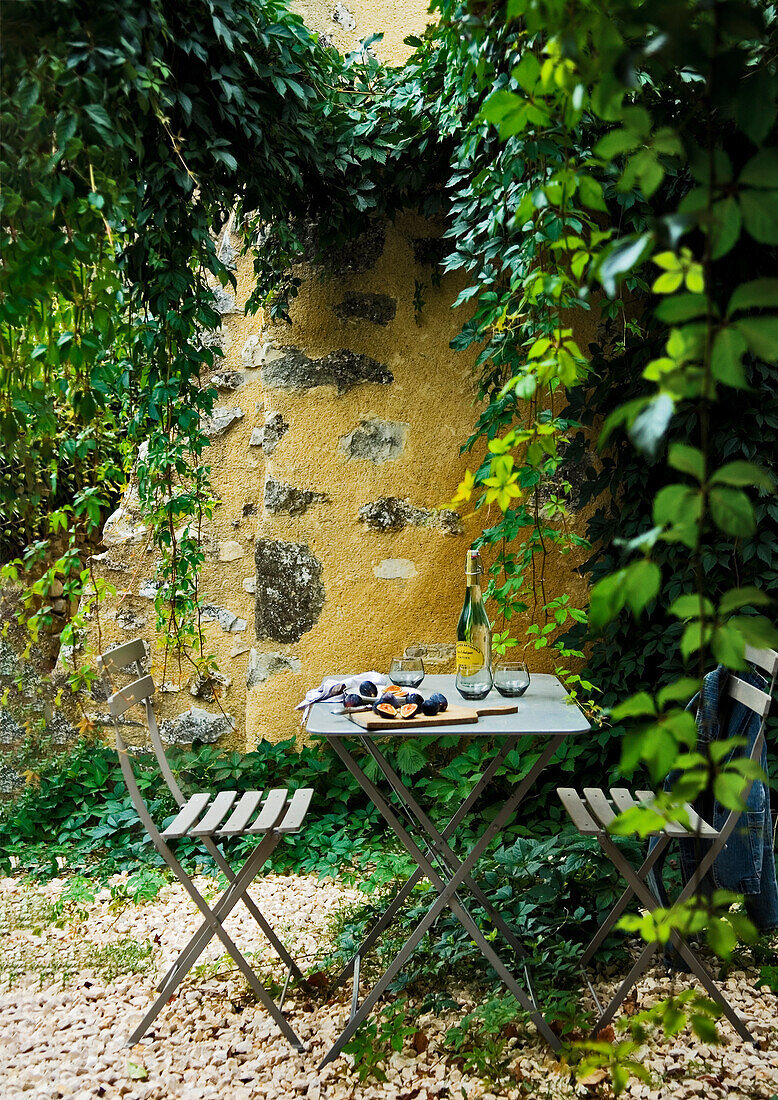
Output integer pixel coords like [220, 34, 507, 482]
[0, 873, 776, 1100]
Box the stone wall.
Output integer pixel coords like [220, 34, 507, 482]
[86, 212, 491, 749]
[82, 202, 593, 751]
[0, 2, 595, 763]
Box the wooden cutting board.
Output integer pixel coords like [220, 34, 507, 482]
[348, 702, 518, 731]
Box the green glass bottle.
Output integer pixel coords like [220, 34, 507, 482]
[456, 549, 491, 682]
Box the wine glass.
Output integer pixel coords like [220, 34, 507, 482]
[456, 663, 493, 701]
[389, 656, 425, 688]
[493, 660, 530, 698]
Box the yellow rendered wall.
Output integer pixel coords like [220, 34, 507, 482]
[82, 3, 593, 751]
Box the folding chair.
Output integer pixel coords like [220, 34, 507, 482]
[558, 644, 777, 1043]
[97, 638, 314, 1050]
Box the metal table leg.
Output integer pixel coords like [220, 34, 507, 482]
[320, 735, 565, 1067]
[333, 740, 512, 985]
[362, 738, 528, 958]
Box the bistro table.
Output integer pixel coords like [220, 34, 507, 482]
[305, 672, 591, 1067]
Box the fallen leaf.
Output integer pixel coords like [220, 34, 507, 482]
[411, 1030, 429, 1055]
[579, 1068, 608, 1089]
[307, 970, 330, 990]
[127, 1060, 148, 1081]
[596, 1024, 616, 1042]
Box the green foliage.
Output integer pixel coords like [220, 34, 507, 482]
[326, 831, 635, 1028]
[0, 732, 612, 882]
[576, 991, 724, 1095]
[439, 0, 778, 1085]
[0, 0, 397, 674]
[343, 996, 416, 1083]
[4, 0, 778, 1088]
[445, 994, 523, 1084]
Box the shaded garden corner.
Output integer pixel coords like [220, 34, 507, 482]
[2, 0, 778, 1096]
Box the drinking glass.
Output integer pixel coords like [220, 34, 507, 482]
[389, 656, 425, 688]
[493, 660, 531, 698]
[455, 663, 493, 701]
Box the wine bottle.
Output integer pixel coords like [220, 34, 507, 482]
[456, 549, 491, 677]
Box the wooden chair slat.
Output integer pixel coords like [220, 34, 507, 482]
[557, 787, 599, 834]
[631, 789, 693, 837]
[219, 791, 264, 835]
[163, 792, 212, 839]
[609, 787, 638, 813]
[277, 788, 314, 833]
[108, 675, 155, 718]
[680, 804, 719, 838]
[98, 639, 146, 674]
[728, 675, 772, 718]
[745, 645, 778, 677]
[249, 789, 288, 833]
[189, 791, 238, 836]
[583, 788, 617, 829]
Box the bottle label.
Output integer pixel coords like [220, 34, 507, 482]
[456, 642, 484, 674]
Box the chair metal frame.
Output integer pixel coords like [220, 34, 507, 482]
[97, 637, 314, 1050]
[558, 644, 777, 1044]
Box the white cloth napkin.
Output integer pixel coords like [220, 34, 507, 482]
[295, 671, 390, 711]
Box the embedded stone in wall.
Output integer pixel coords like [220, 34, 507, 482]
[411, 236, 449, 267]
[339, 418, 408, 464]
[404, 643, 456, 667]
[358, 497, 463, 534]
[246, 649, 303, 689]
[0, 763, 23, 794]
[211, 370, 244, 391]
[139, 580, 160, 600]
[102, 499, 146, 546]
[216, 540, 245, 562]
[254, 540, 325, 644]
[333, 293, 397, 326]
[249, 411, 289, 455]
[332, 2, 356, 31]
[373, 559, 418, 580]
[320, 222, 386, 276]
[200, 603, 247, 633]
[211, 286, 236, 315]
[241, 335, 284, 369]
[0, 638, 17, 677]
[195, 328, 231, 354]
[217, 237, 237, 270]
[115, 609, 147, 632]
[0, 710, 24, 745]
[262, 347, 392, 396]
[264, 478, 329, 517]
[90, 551, 129, 572]
[203, 405, 244, 437]
[160, 706, 235, 745]
[189, 669, 232, 702]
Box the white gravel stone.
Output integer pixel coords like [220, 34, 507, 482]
[1, 874, 776, 1100]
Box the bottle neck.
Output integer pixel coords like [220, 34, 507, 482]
[464, 576, 482, 601]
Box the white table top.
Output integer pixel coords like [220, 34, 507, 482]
[305, 673, 591, 738]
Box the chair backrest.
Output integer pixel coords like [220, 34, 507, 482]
[725, 645, 777, 741]
[97, 639, 187, 807]
[714, 646, 777, 846]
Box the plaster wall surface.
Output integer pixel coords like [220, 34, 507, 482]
[71, 1, 594, 752]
